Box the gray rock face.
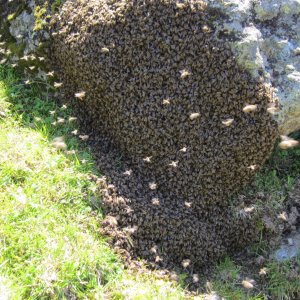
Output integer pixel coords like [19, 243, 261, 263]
[9, 11, 36, 54]
[208, 0, 300, 135]
[274, 231, 300, 261]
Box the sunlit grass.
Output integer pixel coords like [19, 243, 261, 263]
[0, 66, 189, 299]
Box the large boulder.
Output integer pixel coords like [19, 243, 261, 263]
[50, 0, 277, 267]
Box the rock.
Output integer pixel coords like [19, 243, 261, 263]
[209, 0, 300, 135]
[274, 231, 300, 261]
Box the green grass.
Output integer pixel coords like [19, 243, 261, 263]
[0, 66, 189, 299]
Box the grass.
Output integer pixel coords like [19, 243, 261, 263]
[0, 66, 189, 299]
[0, 64, 300, 299]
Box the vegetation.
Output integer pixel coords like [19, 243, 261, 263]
[0, 64, 299, 299]
[0, 66, 187, 299]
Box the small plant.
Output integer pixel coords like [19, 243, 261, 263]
[33, 3, 49, 31]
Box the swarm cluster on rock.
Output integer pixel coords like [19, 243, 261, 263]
[51, 0, 278, 268]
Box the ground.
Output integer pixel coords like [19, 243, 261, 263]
[0, 65, 300, 299]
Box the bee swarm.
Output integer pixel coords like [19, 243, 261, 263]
[51, 0, 278, 269]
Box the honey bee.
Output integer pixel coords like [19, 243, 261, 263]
[259, 268, 267, 276]
[52, 137, 67, 150]
[277, 211, 288, 221]
[242, 279, 255, 289]
[47, 71, 55, 77]
[278, 136, 299, 149]
[123, 169, 132, 176]
[75, 91, 86, 100]
[176, 3, 185, 9]
[168, 161, 178, 167]
[151, 198, 160, 205]
[247, 165, 257, 170]
[180, 69, 191, 79]
[222, 118, 234, 126]
[54, 82, 63, 88]
[181, 259, 191, 268]
[243, 104, 257, 113]
[189, 113, 200, 120]
[163, 99, 170, 105]
[149, 182, 157, 190]
[101, 47, 110, 53]
[68, 117, 77, 122]
[57, 117, 65, 124]
[143, 156, 152, 163]
[79, 135, 89, 141]
[184, 201, 192, 208]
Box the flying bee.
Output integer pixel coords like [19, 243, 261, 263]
[143, 156, 152, 163]
[181, 259, 191, 268]
[278, 136, 299, 149]
[75, 91, 86, 100]
[101, 47, 110, 53]
[244, 206, 255, 213]
[169, 161, 178, 167]
[47, 71, 55, 77]
[151, 198, 160, 205]
[155, 255, 163, 263]
[259, 268, 267, 276]
[52, 141, 67, 150]
[54, 82, 63, 88]
[123, 169, 132, 176]
[243, 104, 257, 113]
[267, 107, 279, 114]
[52, 137, 67, 150]
[149, 182, 157, 190]
[24, 80, 31, 85]
[242, 279, 255, 289]
[184, 201, 192, 208]
[66, 150, 76, 155]
[30, 54, 36, 60]
[179, 147, 187, 152]
[247, 165, 256, 170]
[176, 2, 185, 9]
[0, 59, 6, 64]
[51, 121, 57, 126]
[222, 118, 234, 126]
[162, 99, 170, 105]
[180, 69, 191, 79]
[71, 129, 78, 135]
[189, 112, 200, 120]
[79, 135, 89, 141]
[192, 274, 199, 283]
[60, 104, 67, 110]
[29, 66, 36, 70]
[68, 116, 77, 122]
[277, 211, 288, 221]
[150, 245, 157, 253]
[20, 55, 29, 61]
[39, 57, 45, 61]
[202, 25, 211, 33]
[49, 110, 56, 115]
[81, 159, 87, 164]
[57, 117, 65, 124]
